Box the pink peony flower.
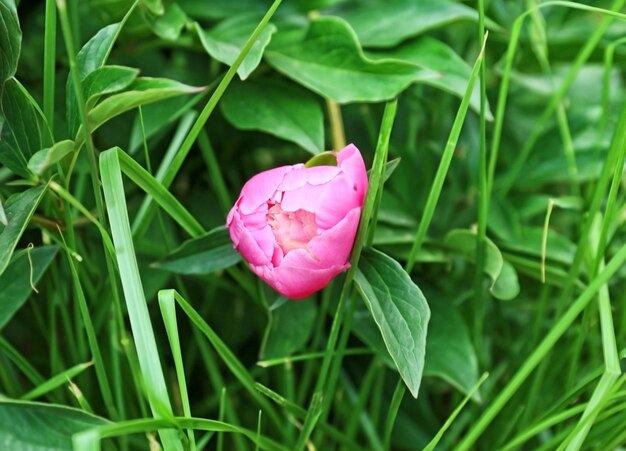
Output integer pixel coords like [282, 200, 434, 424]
[227, 144, 368, 299]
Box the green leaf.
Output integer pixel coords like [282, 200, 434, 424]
[0, 0, 21, 84]
[142, 0, 164, 15]
[178, 0, 267, 19]
[424, 298, 480, 399]
[0, 185, 48, 277]
[0, 245, 58, 330]
[27, 140, 74, 175]
[325, 0, 478, 48]
[195, 14, 277, 80]
[444, 229, 520, 301]
[83, 65, 140, 109]
[260, 298, 317, 360]
[354, 248, 430, 398]
[82, 77, 204, 141]
[0, 400, 108, 450]
[149, 3, 188, 41]
[368, 37, 490, 118]
[221, 78, 324, 154]
[0, 79, 46, 178]
[152, 226, 241, 275]
[265, 16, 438, 104]
[66, 23, 120, 135]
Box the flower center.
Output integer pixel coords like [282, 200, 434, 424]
[267, 202, 318, 255]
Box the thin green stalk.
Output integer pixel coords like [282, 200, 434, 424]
[472, 0, 489, 361]
[43, 0, 56, 133]
[198, 130, 232, 216]
[406, 35, 487, 272]
[327, 99, 346, 150]
[383, 381, 406, 450]
[495, 0, 626, 195]
[131, 0, 283, 237]
[457, 239, 626, 450]
[294, 100, 398, 450]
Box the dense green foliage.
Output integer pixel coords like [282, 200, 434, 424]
[1, 0, 625, 449]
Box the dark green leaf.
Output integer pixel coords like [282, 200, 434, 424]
[0, 185, 47, 277]
[152, 226, 241, 275]
[27, 140, 74, 175]
[0, 0, 21, 84]
[0, 400, 108, 450]
[0, 245, 58, 330]
[178, 0, 268, 19]
[354, 248, 430, 398]
[325, 0, 478, 48]
[368, 37, 490, 117]
[260, 298, 317, 360]
[444, 229, 520, 301]
[221, 78, 324, 154]
[0, 79, 46, 178]
[196, 14, 277, 80]
[265, 17, 438, 104]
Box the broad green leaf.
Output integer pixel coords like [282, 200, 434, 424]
[354, 248, 430, 398]
[0, 0, 20, 84]
[0, 245, 58, 330]
[150, 3, 188, 41]
[496, 226, 577, 266]
[221, 78, 324, 154]
[142, 0, 164, 15]
[444, 229, 520, 301]
[0, 199, 6, 226]
[325, 0, 478, 48]
[260, 298, 317, 360]
[0, 185, 47, 277]
[368, 37, 490, 117]
[265, 17, 438, 104]
[0, 400, 108, 450]
[83, 65, 139, 109]
[67, 23, 120, 135]
[352, 298, 480, 397]
[81, 78, 204, 141]
[178, 0, 267, 19]
[0, 79, 45, 178]
[424, 298, 480, 399]
[27, 140, 74, 175]
[152, 226, 241, 275]
[195, 14, 277, 80]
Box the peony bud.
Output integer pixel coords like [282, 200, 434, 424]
[227, 144, 368, 299]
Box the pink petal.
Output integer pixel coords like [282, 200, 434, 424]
[228, 208, 273, 266]
[337, 144, 368, 201]
[314, 175, 363, 230]
[309, 207, 361, 265]
[239, 165, 294, 215]
[278, 165, 339, 191]
[253, 262, 349, 299]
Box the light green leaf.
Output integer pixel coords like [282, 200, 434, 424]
[0, 185, 47, 277]
[221, 78, 324, 154]
[195, 14, 277, 80]
[152, 226, 241, 275]
[142, 0, 164, 15]
[150, 3, 188, 40]
[0, 400, 108, 450]
[325, 0, 478, 48]
[444, 229, 520, 301]
[27, 140, 74, 175]
[0, 0, 21, 84]
[81, 78, 204, 141]
[178, 0, 266, 19]
[0, 245, 58, 330]
[0, 79, 46, 178]
[265, 16, 438, 104]
[260, 298, 317, 360]
[368, 37, 491, 118]
[83, 65, 139, 109]
[354, 248, 430, 398]
[66, 23, 120, 135]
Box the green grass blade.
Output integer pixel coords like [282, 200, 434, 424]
[99, 149, 182, 451]
[405, 34, 487, 273]
[21, 361, 92, 401]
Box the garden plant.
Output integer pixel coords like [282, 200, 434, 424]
[1, 0, 626, 449]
